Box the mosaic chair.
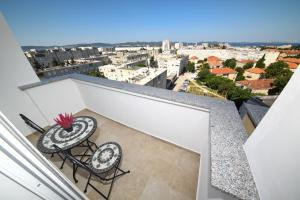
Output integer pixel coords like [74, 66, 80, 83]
[54, 142, 130, 200]
[19, 113, 98, 169]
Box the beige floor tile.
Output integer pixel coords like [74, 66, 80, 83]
[26, 109, 200, 200]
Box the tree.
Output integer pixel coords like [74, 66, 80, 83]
[265, 61, 293, 95]
[52, 58, 59, 66]
[269, 72, 293, 94]
[150, 56, 157, 68]
[88, 71, 106, 78]
[186, 61, 195, 73]
[223, 58, 236, 69]
[196, 68, 251, 104]
[235, 67, 245, 81]
[33, 59, 42, 70]
[197, 68, 211, 81]
[256, 54, 265, 68]
[265, 61, 290, 78]
[243, 62, 254, 70]
[71, 57, 75, 65]
[197, 60, 204, 64]
[158, 48, 162, 53]
[137, 63, 146, 67]
[201, 63, 210, 70]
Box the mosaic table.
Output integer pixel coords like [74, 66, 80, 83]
[37, 116, 97, 154]
[89, 142, 122, 174]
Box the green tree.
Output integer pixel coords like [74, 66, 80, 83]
[196, 68, 251, 104]
[197, 68, 211, 81]
[137, 63, 146, 67]
[265, 61, 293, 94]
[265, 61, 290, 78]
[33, 59, 42, 70]
[235, 67, 245, 81]
[158, 48, 162, 53]
[150, 56, 157, 68]
[52, 58, 59, 66]
[223, 58, 237, 69]
[186, 61, 195, 72]
[243, 62, 254, 70]
[256, 55, 265, 68]
[88, 71, 106, 78]
[202, 63, 210, 70]
[71, 57, 75, 65]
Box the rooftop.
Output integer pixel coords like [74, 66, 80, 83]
[190, 56, 199, 60]
[207, 56, 222, 66]
[237, 79, 274, 90]
[246, 68, 266, 74]
[239, 59, 256, 63]
[286, 61, 299, 69]
[211, 67, 237, 74]
[279, 57, 300, 64]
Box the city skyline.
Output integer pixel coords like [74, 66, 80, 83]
[1, 0, 300, 46]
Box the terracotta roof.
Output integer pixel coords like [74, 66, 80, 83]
[246, 68, 266, 74]
[237, 79, 274, 90]
[279, 50, 300, 55]
[278, 57, 300, 64]
[208, 56, 222, 66]
[211, 67, 237, 74]
[240, 59, 256, 63]
[190, 56, 199, 60]
[286, 62, 299, 69]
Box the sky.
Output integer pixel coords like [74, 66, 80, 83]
[1, 0, 300, 46]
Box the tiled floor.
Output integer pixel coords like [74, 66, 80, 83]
[27, 109, 200, 200]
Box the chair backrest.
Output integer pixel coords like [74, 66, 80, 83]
[19, 114, 46, 134]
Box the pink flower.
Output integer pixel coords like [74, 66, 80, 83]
[54, 113, 74, 128]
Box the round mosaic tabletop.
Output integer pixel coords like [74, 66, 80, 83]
[37, 116, 97, 154]
[89, 142, 122, 174]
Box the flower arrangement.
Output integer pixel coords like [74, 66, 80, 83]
[54, 113, 74, 132]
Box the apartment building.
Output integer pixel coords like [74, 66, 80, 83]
[109, 52, 148, 67]
[156, 54, 188, 76]
[99, 64, 167, 88]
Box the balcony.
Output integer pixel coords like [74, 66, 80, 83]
[13, 73, 257, 200]
[27, 109, 200, 199]
[0, 15, 260, 199]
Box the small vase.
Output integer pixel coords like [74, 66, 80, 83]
[64, 126, 73, 132]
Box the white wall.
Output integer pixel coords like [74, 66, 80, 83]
[0, 13, 48, 135]
[25, 79, 85, 125]
[75, 80, 210, 153]
[244, 68, 300, 200]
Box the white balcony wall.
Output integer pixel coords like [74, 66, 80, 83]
[0, 13, 48, 136]
[25, 79, 85, 125]
[75, 80, 210, 153]
[244, 68, 300, 200]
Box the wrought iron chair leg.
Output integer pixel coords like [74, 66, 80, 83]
[60, 157, 67, 169]
[73, 164, 78, 183]
[84, 173, 92, 193]
[51, 153, 54, 158]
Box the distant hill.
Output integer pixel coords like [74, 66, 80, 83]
[22, 41, 300, 51]
[21, 41, 163, 51]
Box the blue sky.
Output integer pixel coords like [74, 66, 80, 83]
[1, 0, 300, 45]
